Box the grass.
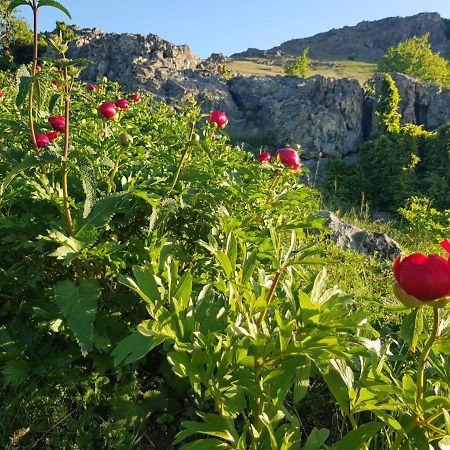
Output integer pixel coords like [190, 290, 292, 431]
[225, 57, 376, 84]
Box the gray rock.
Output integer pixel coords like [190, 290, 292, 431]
[318, 211, 401, 260]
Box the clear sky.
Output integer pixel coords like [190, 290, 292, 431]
[17, 0, 450, 58]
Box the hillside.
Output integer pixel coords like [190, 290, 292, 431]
[232, 12, 450, 62]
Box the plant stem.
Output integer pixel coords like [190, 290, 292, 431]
[392, 307, 441, 450]
[62, 66, 74, 235]
[416, 307, 440, 414]
[166, 121, 196, 197]
[256, 264, 286, 329]
[107, 147, 123, 194]
[29, 1, 38, 148]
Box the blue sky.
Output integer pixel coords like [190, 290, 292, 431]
[17, 0, 450, 58]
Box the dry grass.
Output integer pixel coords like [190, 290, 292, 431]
[225, 58, 376, 84]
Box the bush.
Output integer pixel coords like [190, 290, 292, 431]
[377, 34, 450, 87]
[284, 47, 310, 77]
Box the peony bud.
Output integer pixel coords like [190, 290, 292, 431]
[131, 93, 140, 102]
[33, 133, 50, 148]
[47, 131, 58, 141]
[51, 79, 61, 89]
[115, 98, 130, 109]
[118, 132, 133, 147]
[35, 65, 41, 72]
[98, 102, 117, 119]
[0, 89, 3, 98]
[48, 116, 66, 132]
[257, 151, 271, 163]
[208, 110, 228, 129]
[275, 148, 302, 171]
[88, 84, 96, 91]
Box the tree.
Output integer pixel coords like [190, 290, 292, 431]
[284, 47, 310, 78]
[377, 34, 450, 88]
[0, 0, 34, 66]
[375, 74, 401, 134]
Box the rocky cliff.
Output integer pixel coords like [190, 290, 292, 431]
[60, 27, 450, 162]
[233, 13, 450, 61]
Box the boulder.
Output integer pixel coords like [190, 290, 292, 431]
[318, 211, 401, 260]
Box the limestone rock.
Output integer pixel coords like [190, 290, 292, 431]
[318, 211, 401, 260]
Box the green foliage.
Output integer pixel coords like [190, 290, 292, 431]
[377, 34, 450, 88]
[375, 74, 401, 133]
[398, 197, 450, 238]
[284, 48, 310, 77]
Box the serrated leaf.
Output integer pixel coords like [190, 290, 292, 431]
[37, 0, 71, 18]
[76, 193, 127, 235]
[16, 75, 32, 107]
[1, 359, 31, 386]
[0, 153, 55, 198]
[54, 279, 100, 355]
[77, 156, 97, 218]
[111, 331, 165, 366]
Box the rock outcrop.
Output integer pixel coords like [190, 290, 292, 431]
[57, 27, 450, 163]
[234, 13, 450, 61]
[318, 211, 401, 261]
[51, 27, 200, 91]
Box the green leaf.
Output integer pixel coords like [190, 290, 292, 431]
[216, 250, 233, 278]
[401, 308, 423, 351]
[112, 331, 166, 366]
[37, 0, 72, 18]
[301, 427, 330, 450]
[77, 155, 97, 218]
[16, 75, 32, 108]
[242, 250, 257, 284]
[1, 359, 31, 386]
[48, 92, 61, 113]
[321, 365, 350, 413]
[329, 422, 383, 450]
[76, 193, 127, 234]
[7, 0, 31, 13]
[179, 439, 230, 450]
[174, 413, 238, 445]
[54, 279, 100, 355]
[0, 153, 55, 199]
[174, 272, 192, 311]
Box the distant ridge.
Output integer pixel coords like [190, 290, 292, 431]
[232, 13, 450, 61]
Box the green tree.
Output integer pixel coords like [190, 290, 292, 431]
[377, 34, 450, 88]
[284, 47, 310, 77]
[0, 0, 33, 66]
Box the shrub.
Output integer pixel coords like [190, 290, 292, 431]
[377, 34, 450, 88]
[284, 47, 310, 77]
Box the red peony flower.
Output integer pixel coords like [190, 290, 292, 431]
[275, 148, 302, 171]
[393, 240, 450, 308]
[33, 133, 50, 148]
[48, 116, 66, 132]
[115, 98, 130, 109]
[47, 131, 58, 141]
[98, 102, 117, 119]
[208, 110, 228, 129]
[257, 151, 271, 163]
[131, 93, 140, 102]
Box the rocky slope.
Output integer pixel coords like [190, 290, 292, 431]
[233, 13, 450, 61]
